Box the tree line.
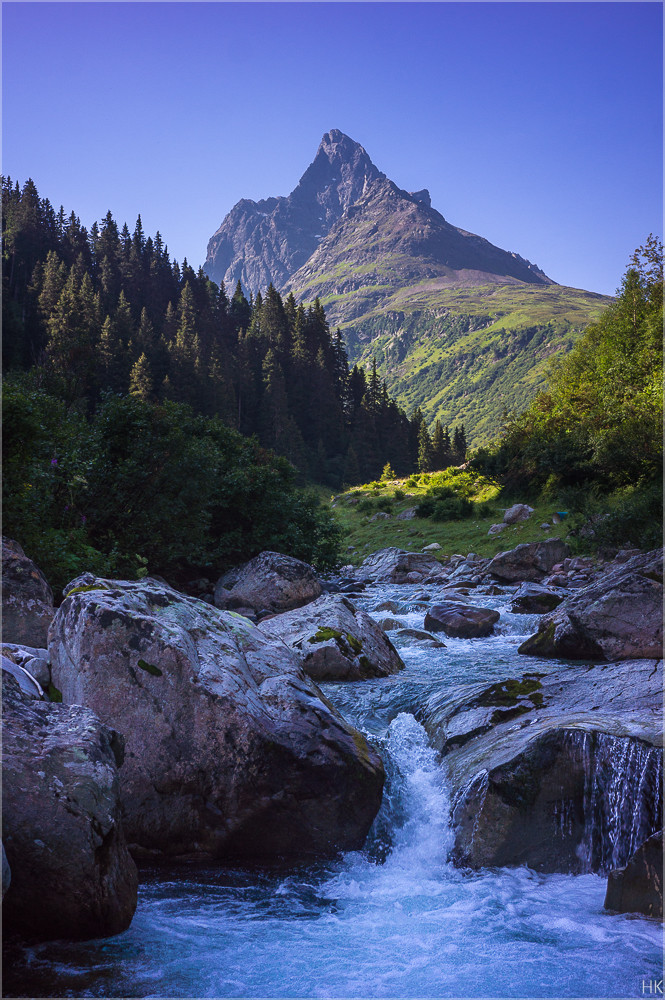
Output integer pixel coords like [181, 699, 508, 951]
[2, 177, 466, 488]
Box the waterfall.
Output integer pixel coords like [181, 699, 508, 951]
[566, 730, 663, 873]
[365, 712, 454, 869]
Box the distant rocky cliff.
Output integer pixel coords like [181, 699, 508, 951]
[204, 129, 552, 301]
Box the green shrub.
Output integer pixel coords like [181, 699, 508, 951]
[393, 489, 405, 501]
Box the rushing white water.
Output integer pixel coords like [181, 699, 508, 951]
[4, 583, 663, 998]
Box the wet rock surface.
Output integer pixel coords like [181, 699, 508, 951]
[2, 673, 138, 941]
[49, 577, 384, 861]
[519, 548, 663, 661]
[424, 658, 663, 873]
[2, 537, 55, 647]
[604, 830, 663, 919]
[424, 602, 500, 639]
[510, 582, 566, 614]
[258, 594, 405, 682]
[214, 550, 322, 617]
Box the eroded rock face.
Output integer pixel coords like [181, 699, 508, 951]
[519, 548, 663, 661]
[2, 673, 137, 941]
[488, 539, 571, 583]
[214, 551, 321, 617]
[259, 594, 405, 682]
[424, 602, 500, 639]
[355, 547, 441, 584]
[49, 577, 384, 861]
[605, 831, 663, 918]
[2, 537, 54, 647]
[424, 659, 663, 874]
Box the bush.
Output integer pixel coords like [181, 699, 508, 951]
[357, 497, 375, 513]
[3, 384, 342, 591]
[393, 489, 405, 501]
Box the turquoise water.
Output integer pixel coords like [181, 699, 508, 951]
[4, 586, 662, 998]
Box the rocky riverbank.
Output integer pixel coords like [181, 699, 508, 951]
[2, 536, 662, 944]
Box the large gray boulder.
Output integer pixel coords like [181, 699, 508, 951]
[424, 602, 500, 639]
[1, 537, 54, 647]
[2, 673, 138, 941]
[518, 548, 663, 661]
[214, 550, 321, 617]
[424, 659, 663, 873]
[488, 539, 571, 583]
[354, 547, 441, 584]
[604, 830, 663, 918]
[259, 594, 405, 682]
[49, 577, 384, 861]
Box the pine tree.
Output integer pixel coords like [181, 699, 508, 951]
[431, 419, 452, 470]
[417, 422, 433, 473]
[453, 425, 467, 464]
[128, 352, 153, 401]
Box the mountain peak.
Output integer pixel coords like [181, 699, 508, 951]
[204, 132, 552, 299]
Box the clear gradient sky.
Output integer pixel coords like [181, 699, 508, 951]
[3, 2, 662, 296]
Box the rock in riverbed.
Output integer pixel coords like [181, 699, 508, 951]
[2, 672, 138, 941]
[519, 548, 663, 660]
[604, 830, 663, 918]
[259, 594, 405, 681]
[50, 577, 384, 861]
[214, 550, 322, 618]
[424, 602, 500, 639]
[488, 539, 571, 583]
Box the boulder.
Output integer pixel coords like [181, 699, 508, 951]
[49, 577, 384, 861]
[395, 507, 417, 520]
[488, 539, 571, 583]
[422, 542, 441, 552]
[394, 628, 446, 649]
[604, 831, 663, 918]
[424, 602, 500, 638]
[214, 551, 321, 617]
[519, 548, 663, 661]
[510, 583, 566, 614]
[488, 523, 507, 536]
[1, 537, 54, 647]
[503, 503, 534, 524]
[354, 547, 440, 584]
[2, 673, 138, 941]
[424, 659, 663, 873]
[259, 594, 405, 682]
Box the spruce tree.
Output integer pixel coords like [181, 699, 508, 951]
[417, 422, 433, 473]
[129, 352, 153, 401]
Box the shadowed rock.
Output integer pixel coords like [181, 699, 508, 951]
[259, 594, 405, 682]
[489, 539, 571, 583]
[605, 831, 663, 918]
[214, 550, 321, 617]
[425, 602, 500, 639]
[519, 548, 663, 661]
[49, 577, 384, 861]
[2, 673, 137, 941]
[2, 537, 54, 647]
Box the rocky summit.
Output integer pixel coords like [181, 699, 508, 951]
[203, 130, 611, 445]
[205, 129, 552, 303]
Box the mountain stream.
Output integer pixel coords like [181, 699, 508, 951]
[4, 584, 662, 998]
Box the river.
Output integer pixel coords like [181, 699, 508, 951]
[4, 583, 662, 997]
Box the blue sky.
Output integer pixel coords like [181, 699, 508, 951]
[3, 2, 662, 296]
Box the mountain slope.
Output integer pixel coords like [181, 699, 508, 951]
[204, 130, 612, 445]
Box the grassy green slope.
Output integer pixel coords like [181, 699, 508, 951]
[315, 283, 612, 447]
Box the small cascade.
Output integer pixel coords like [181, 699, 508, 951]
[566, 730, 663, 873]
[365, 712, 453, 868]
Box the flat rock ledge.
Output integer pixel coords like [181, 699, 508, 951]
[49, 576, 384, 861]
[424, 658, 663, 873]
[2, 673, 138, 941]
[259, 594, 405, 681]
